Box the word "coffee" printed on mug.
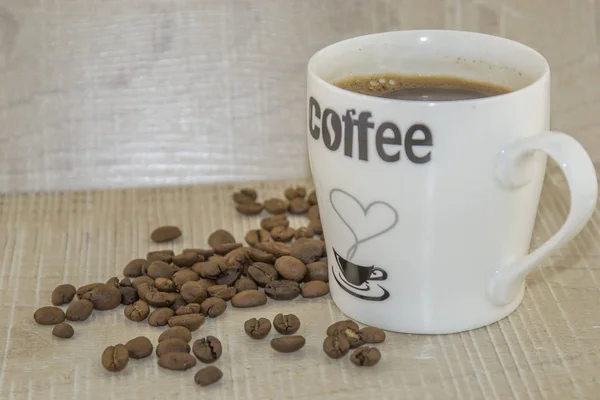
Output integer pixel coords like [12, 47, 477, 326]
[308, 97, 433, 164]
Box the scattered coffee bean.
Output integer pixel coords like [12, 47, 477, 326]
[63, 299, 93, 322]
[294, 226, 314, 240]
[173, 269, 200, 291]
[76, 282, 102, 299]
[136, 282, 155, 301]
[154, 277, 176, 292]
[234, 277, 258, 292]
[270, 226, 295, 242]
[123, 259, 145, 277]
[208, 229, 236, 250]
[236, 202, 264, 215]
[120, 286, 139, 305]
[284, 186, 306, 200]
[145, 290, 179, 308]
[172, 251, 201, 267]
[274, 256, 307, 282]
[175, 303, 202, 315]
[245, 229, 271, 246]
[301, 281, 329, 298]
[106, 277, 120, 288]
[308, 190, 318, 205]
[264, 280, 300, 300]
[125, 336, 153, 359]
[305, 261, 328, 282]
[206, 285, 236, 301]
[200, 297, 227, 318]
[341, 326, 364, 348]
[350, 346, 381, 367]
[247, 247, 276, 264]
[148, 307, 175, 327]
[193, 336, 222, 363]
[264, 198, 288, 215]
[147, 261, 174, 280]
[197, 279, 216, 292]
[51, 284, 76, 306]
[150, 225, 182, 243]
[195, 365, 223, 387]
[289, 198, 309, 214]
[214, 242, 243, 255]
[131, 276, 154, 290]
[233, 192, 255, 204]
[120, 277, 132, 287]
[307, 219, 323, 235]
[260, 215, 289, 231]
[159, 326, 192, 343]
[323, 333, 350, 359]
[52, 323, 74, 339]
[102, 344, 129, 372]
[244, 317, 271, 339]
[247, 262, 279, 287]
[184, 248, 215, 258]
[255, 242, 292, 258]
[156, 338, 191, 357]
[233, 188, 258, 203]
[360, 327, 386, 344]
[291, 239, 325, 264]
[147, 250, 174, 263]
[180, 281, 207, 304]
[193, 260, 224, 279]
[170, 294, 186, 311]
[168, 314, 205, 331]
[273, 313, 301, 335]
[124, 300, 150, 322]
[327, 320, 359, 336]
[215, 267, 241, 286]
[231, 290, 267, 308]
[158, 352, 197, 371]
[34, 306, 65, 325]
[270, 336, 305, 353]
[307, 205, 320, 220]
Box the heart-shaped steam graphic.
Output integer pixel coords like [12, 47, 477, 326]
[329, 189, 399, 260]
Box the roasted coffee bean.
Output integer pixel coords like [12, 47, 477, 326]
[81, 284, 121, 310]
[195, 366, 223, 387]
[150, 225, 182, 243]
[206, 285, 236, 301]
[289, 198, 309, 214]
[193, 260, 223, 279]
[350, 346, 381, 366]
[76, 282, 102, 299]
[102, 344, 129, 372]
[294, 226, 315, 240]
[264, 280, 300, 300]
[106, 277, 120, 288]
[131, 276, 154, 290]
[255, 242, 292, 258]
[244, 317, 271, 339]
[234, 277, 257, 292]
[214, 242, 243, 255]
[245, 229, 271, 246]
[274, 256, 307, 282]
[223, 246, 250, 265]
[136, 282, 155, 301]
[175, 303, 202, 315]
[158, 352, 197, 371]
[273, 313, 301, 335]
[154, 277, 176, 292]
[341, 327, 364, 349]
[147, 261, 174, 280]
[125, 336, 153, 359]
[120, 277, 132, 287]
[270, 336, 305, 353]
[170, 294, 186, 312]
[120, 286, 139, 305]
[156, 338, 190, 357]
[148, 307, 175, 327]
[51, 284, 76, 306]
[233, 188, 258, 203]
[145, 291, 179, 308]
[172, 251, 201, 267]
[291, 239, 325, 264]
[215, 267, 241, 286]
[270, 226, 295, 242]
[173, 269, 200, 291]
[193, 336, 222, 363]
[159, 326, 192, 343]
[66, 299, 94, 321]
[147, 250, 174, 263]
[327, 320, 360, 337]
[236, 202, 264, 215]
[308, 219, 323, 235]
[260, 215, 289, 231]
[301, 281, 329, 298]
[180, 281, 207, 304]
[197, 279, 216, 292]
[284, 186, 306, 200]
[308, 190, 318, 205]
[247, 262, 279, 287]
[264, 198, 289, 215]
[208, 229, 236, 250]
[307, 205, 320, 220]
[184, 248, 215, 258]
[168, 314, 205, 331]
[231, 290, 267, 308]
[200, 297, 227, 318]
[360, 327, 386, 344]
[52, 323, 74, 339]
[306, 261, 328, 282]
[123, 259, 145, 277]
[124, 300, 150, 322]
[247, 247, 276, 264]
[323, 333, 350, 359]
[233, 191, 256, 204]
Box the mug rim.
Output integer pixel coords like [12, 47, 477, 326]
[307, 30, 551, 105]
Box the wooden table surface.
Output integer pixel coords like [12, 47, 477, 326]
[1, 170, 599, 399]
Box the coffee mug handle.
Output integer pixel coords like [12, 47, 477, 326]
[488, 132, 598, 306]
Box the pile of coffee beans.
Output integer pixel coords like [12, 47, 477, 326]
[32, 186, 383, 387]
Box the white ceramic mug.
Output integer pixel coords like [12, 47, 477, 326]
[306, 30, 598, 334]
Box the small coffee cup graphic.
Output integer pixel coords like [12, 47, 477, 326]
[333, 248, 387, 286]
